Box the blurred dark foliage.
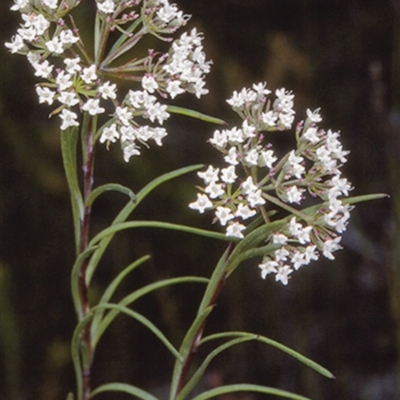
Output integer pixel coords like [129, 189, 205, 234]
[0, 0, 399, 399]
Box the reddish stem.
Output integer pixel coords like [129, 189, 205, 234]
[78, 119, 96, 400]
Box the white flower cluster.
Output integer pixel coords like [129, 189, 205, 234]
[190, 83, 353, 285]
[5, 0, 211, 162]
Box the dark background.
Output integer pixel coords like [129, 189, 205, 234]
[0, 0, 399, 399]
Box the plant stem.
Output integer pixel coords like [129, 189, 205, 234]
[174, 243, 234, 398]
[79, 118, 96, 400]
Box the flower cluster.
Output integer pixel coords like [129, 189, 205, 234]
[5, 0, 211, 161]
[190, 83, 353, 284]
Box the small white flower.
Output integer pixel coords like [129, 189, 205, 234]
[64, 57, 82, 74]
[303, 126, 320, 144]
[99, 81, 117, 100]
[58, 91, 79, 107]
[224, 146, 239, 165]
[235, 203, 256, 220]
[33, 60, 54, 79]
[198, 165, 219, 184]
[220, 166, 237, 184]
[97, 0, 115, 13]
[116, 106, 133, 126]
[146, 102, 170, 124]
[226, 221, 246, 238]
[36, 86, 55, 105]
[246, 189, 265, 207]
[189, 194, 213, 214]
[244, 148, 259, 166]
[275, 265, 293, 285]
[215, 206, 234, 226]
[306, 108, 322, 123]
[209, 130, 228, 148]
[152, 127, 168, 146]
[258, 149, 277, 168]
[274, 247, 289, 262]
[46, 36, 64, 54]
[142, 75, 158, 93]
[259, 259, 278, 279]
[123, 143, 141, 162]
[5, 34, 25, 53]
[272, 233, 288, 245]
[56, 71, 73, 91]
[43, 0, 58, 9]
[82, 98, 105, 116]
[60, 109, 79, 130]
[60, 30, 79, 45]
[166, 80, 185, 99]
[323, 237, 342, 259]
[205, 181, 224, 199]
[286, 185, 304, 204]
[82, 65, 97, 84]
[100, 124, 119, 143]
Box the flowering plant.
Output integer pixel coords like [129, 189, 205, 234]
[6, 1, 385, 400]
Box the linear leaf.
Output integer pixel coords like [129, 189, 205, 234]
[86, 164, 204, 285]
[90, 382, 159, 400]
[92, 303, 182, 361]
[93, 276, 208, 345]
[85, 183, 136, 207]
[190, 384, 312, 400]
[167, 106, 227, 125]
[177, 337, 253, 400]
[199, 332, 334, 379]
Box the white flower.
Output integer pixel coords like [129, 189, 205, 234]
[99, 81, 117, 100]
[198, 165, 219, 184]
[116, 106, 133, 126]
[235, 203, 256, 220]
[60, 30, 79, 45]
[261, 110, 277, 126]
[220, 166, 237, 184]
[189, 194, 213, 214]
[43, 0, 58, 9]
[46, 36, 64, 54]
[297, 225, 312, 244]
[146, 102, 169, 124]
[82, 65, 97, 84]
[287, 151, 305, 178]
[166, 80, 185, 99]
[323, 237, 342, 259]
[275, 265, 293, 285]
[33, 60, 54, 79]
[64, 57, 82, 74]
[10, 0, 29, 11]
[205, 181, 224, 199]
[286, 185, 304, 204]
[241, 177, 258, 195]
[82, 99, 105, 116]
[60, 109, 79, 130]
[304, 245, 319, 263]
[224, 146, 239, 165]
[56, 71, 73, 91]
[246, 189, 265, 207]
[58, 91, 79, 107]
[274, 247, 289, 262]
[226, 222, 246, 238]
[272, 233, 288, 245]
[288, 217, 302, 237]
[100, 124, 119, 143]
[306, 108, 322, 123]
[97, 0, 115, 13]
[258, 149, 277, 168]
[303, 126, 320, 144]
[36, 86, 55, 105]
[210, 130, 228, 148]
[244, 148, 259, 166]
[123, 143, 141, 162]
[5, 34, 25, 53]
[259, 259, 278, 279]
[142, 75, 158, 93]
[215, 206, 234, 226]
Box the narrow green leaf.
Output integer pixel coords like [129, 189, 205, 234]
[90, 382, 159, 400]
[88, 221, 230, 248]
[86, 164, 204, 285]
[167, 106, 227, 125]
[343, 193, 389, 204]
[199, 332, 335, 379]
[93, 276, 208, 345]
[91, 255, 151, 337]
[92, 303, 182, 361]
[61, 127, 84, 255]
[169, 306, 214, 400]
[190, 384, 312, 400]
[85, 183, 136, 207]
[177, 337, 253, 400]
